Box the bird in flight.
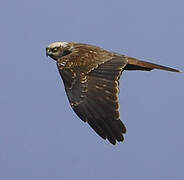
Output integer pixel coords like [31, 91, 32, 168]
[46, 42, 181, 145]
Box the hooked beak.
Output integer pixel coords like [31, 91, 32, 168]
[46, 48, 50, 57]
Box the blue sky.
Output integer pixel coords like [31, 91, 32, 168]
[0, 0, 183, 179]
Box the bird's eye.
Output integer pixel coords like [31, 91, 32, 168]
[52, 47, 58, 52]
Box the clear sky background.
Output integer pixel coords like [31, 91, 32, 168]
[0, 0, 183, 179]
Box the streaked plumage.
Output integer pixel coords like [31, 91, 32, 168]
[46, 42, 181, 145]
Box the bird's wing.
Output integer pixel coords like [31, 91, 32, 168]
[57, 56, 127, 145]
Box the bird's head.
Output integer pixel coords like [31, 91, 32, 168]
[46, 42, 72, 60]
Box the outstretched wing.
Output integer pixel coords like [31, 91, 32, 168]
[57, 56, 127, 145]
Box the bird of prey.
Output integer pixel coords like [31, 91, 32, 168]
[46, 41, 181, 145]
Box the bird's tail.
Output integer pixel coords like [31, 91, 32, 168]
[125, 57, 181, 72]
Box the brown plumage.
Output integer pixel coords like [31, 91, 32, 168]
[46, 42, 181, 145]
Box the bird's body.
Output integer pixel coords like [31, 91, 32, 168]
[46, 42, 181, 145]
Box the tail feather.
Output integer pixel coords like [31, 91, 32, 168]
[125, 57, 181, 72]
